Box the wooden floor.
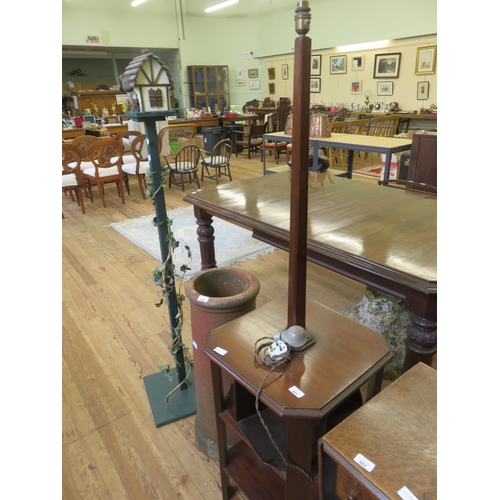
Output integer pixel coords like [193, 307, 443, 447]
[61, 148, 386, 499]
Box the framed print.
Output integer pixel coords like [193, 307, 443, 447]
[310, 77, 321, 93]
[269, 82, 275, 94]
[415, 46, 437, 75]
[236, 67, 244, 79]
[282, 64, 289, 80]
[373, 52, 401, 78]
[417, 81, 429, 100]
[248, 68, 258, 79]
[268, 67, 276, 80]
[330, 55, 347, 74]
[249, 79, 260, 90]
[235, 80, 246, 87]
[377, 81, 394, 96]
[351, 55, 364, 71]
[311, 55, 322, 76]
[350, 81, 362, 95]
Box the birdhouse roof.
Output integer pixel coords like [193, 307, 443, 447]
[119, 49, 175, 93]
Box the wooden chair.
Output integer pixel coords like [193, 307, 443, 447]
[377, 179, 437, 195]
[326, 120, 348, 170]
[366, 115, 401, 163]
[114, 130, 142, 156]
[158, 124, 197, 167]
[166, 145, 201, 191]
[82, 139, 125, 207]
[235, 121, 268, 159]
[62, 143, 86, 214]
[200, 139, 232, 185]
[261, 112, 288, 163]
[71, 135, 99, 163]
[367, 115, 400, 137]
[121, 134, 149, 199]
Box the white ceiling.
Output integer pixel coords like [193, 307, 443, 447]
[62, 0, 297, 58]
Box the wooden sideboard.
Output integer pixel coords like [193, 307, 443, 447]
[319, 363, 437, 500]
[62, 123, 129, 140]
[408, 131, 437, 187]
[71, 90, 127, 115]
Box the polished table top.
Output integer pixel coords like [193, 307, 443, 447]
[184, 172, 437, 371]
[185, 172, 436, 289]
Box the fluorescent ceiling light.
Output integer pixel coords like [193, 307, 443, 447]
[336, 40, 390, 52]
[205, 0, 238, 13]
[131, 0, 147, 6]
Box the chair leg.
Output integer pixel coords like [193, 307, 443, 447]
[119, 177, 125, 204]
[76, 186, 85, 214]
[123, 173, 131, 195]
[227, 166, 232, 181]
[97, 181, 107, 208]
[137, 174, 146, 200]
[194, 171, 200, 189]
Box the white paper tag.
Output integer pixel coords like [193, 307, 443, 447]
[353, 453, 375, 472]
[192, 340, 198, 350]
[288, 386, 305, 398]
[197, 295, 209, 303]
[398, 486, 419, 500]
[213, 347, 227, 356]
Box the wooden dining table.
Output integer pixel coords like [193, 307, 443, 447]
[262, 131, 412, 179]
[184, 172, 437, 372]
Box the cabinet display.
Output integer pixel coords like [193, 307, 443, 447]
[188, 65, 229, 111]
[72, 90, 127, 117]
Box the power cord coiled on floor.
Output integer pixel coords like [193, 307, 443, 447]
[253, 336, 314, 482]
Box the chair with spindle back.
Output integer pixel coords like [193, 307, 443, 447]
[261, 111, 288, 163]
[166, 145, 201, 191]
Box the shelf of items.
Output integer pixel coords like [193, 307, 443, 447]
[205, 295, 392, 500]
[188, 65, 229, 112]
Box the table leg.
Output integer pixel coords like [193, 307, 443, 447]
[285, 418, 317, 500]
[403, 292, 437, 372]
[382, 151, 392, 180]
[312, 143, 320, 172]
[193, 206, 217, 270]
[347, 150, 354, 179]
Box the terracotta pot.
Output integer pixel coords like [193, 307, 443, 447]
[185, 268, 260, 460]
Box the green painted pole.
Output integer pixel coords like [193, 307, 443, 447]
[126, 111, 187, 388]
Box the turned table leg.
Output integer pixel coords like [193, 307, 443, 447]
[193, 206, 217, 270]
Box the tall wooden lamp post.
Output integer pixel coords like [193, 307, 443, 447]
[288, 0, 312, 329]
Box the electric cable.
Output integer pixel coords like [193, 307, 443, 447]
[253, 336, 314, 482]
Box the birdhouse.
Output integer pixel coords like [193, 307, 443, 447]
[119, 49, 175, 113]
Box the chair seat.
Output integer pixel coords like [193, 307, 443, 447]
[83, 166, 120, 178]
[62, 173, 78, 188]
[122, 163, 149, 175]
[202, 155, 229, 166]
[171, 161, 197, 172]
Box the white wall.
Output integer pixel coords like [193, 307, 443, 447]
[262, 35, 437, 112]
[62, 0, 437, 111]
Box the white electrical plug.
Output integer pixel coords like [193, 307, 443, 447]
[267, 340, 288, 360]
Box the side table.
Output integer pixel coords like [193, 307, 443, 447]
[319, 362, 437, 500]
[205, 295, 392, 500]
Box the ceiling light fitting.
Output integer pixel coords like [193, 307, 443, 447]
[205, 0, 238, 13]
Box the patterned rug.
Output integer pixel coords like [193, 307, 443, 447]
[353, 164, 398, 180]
[110, 206, 275, 277]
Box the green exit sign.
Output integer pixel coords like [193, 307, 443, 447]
[85, 36, 101, 44]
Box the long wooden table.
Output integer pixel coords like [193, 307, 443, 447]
[262, 131, 412, 179]
[62, 123, 129, 140]
[184, 173, 437, 372]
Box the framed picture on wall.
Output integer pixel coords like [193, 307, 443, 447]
[236, 67, 244, 79]
[310, 77, 321, 93]
[268, 67, 276, 80]
[330, 55, 347, 74]
[377, 81, 394, 96]
[415, 46, 437, 75]
[249, 80, 260, 90]
[373, 52, 401, 78]
[235, 80, 246, 87]
[351, 56, 364, 71]
[269, 82, 275, 94]
[311, 55, 321, 76]
[282, 64, 289, 80]
[350, 81, 362, 94]
[417, 81, 429, 100]
[248, 68, 258, 79]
